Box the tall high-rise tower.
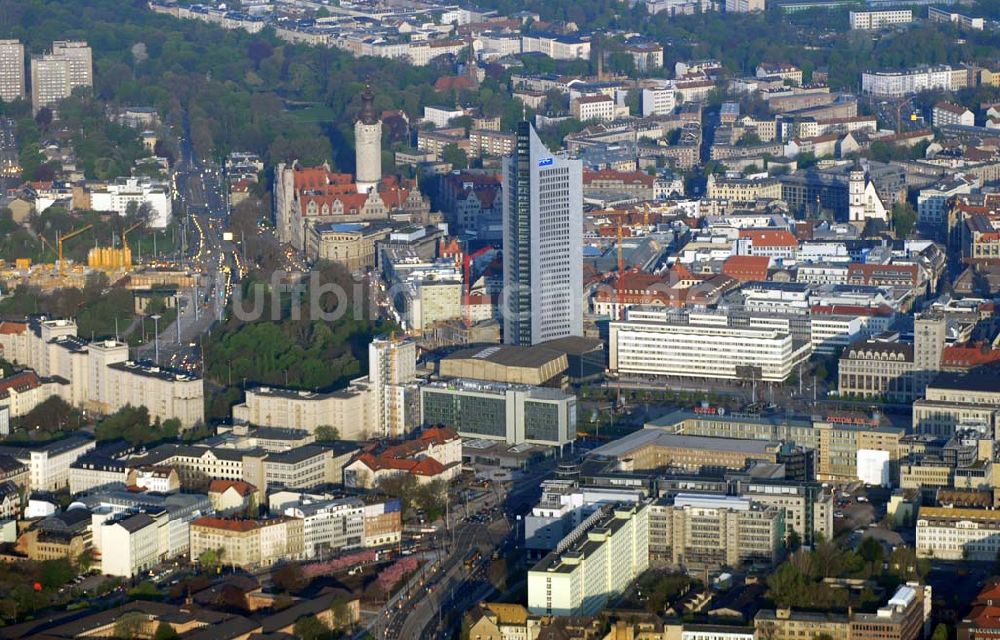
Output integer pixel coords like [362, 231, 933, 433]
[502, 122, 583, 346]
[0, 40, 25, 103]
[30, 41, 92, 114]
[354, 86, 382, 194]
[913, 312, 945, 398]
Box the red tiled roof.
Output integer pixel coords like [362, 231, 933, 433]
[411, 457, 446, 476]
[420, 426, 459, 444]
[738, 229, 797, 247]
[208, 479, 257, 497]
[0, 370, 41, 396]
[583, 169, 655, 187]
[941, 345, 1000, 369]
[192, 517, 259, 533]
[722, 255, 770, 282]
[0, 321, 27, 335]
[810, 303, 894, 317]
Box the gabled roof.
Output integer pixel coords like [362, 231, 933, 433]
[738, 229, 797, 247]
[208, 479, 257, 497]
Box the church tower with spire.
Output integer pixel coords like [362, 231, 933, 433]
[355, 85, 382, 194]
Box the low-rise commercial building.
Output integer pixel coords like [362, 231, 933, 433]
[588, 430, 782, 474]
[916, 506, 1000, 560]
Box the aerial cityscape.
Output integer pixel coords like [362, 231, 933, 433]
[0, 0, 999, 638]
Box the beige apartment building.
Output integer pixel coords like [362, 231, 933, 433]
[0, 40, 25, 103]
[30, 41, 92, 114]
[190, 517, 304, 568]
[233, 385, 372, 440]
[0, 319, 204, 427]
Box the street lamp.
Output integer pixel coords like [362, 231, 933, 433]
[150, 314, 162, 364]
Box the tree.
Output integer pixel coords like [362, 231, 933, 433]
[931, 624, 949, 640]
[272, 562, 307, 594]
[441, 143, 468, 169]
[330, 596, 353, 629]
[787, 527, 802, 553]
[892, 202, 917, 239]
[292, 615, 332, 640]
[314, 425, 339, 441]
[128, 581, 162, 600]
[198, 548, 223, 570]
[113, 612, 146, 639]
[153, 622, 180, 640]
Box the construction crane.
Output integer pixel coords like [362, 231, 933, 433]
[121, 221, 142, 248]
[56, 225, 93, 275]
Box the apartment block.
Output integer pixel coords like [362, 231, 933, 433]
[30, 41, 92, 114]
[234, 385, 372, 440]
[0, 436, 96, 492]
[0, 40, 25, 103]
[849, 10, 912, 29]
[190, 517, 305, 568]
[527, 503, 649, 616]
[99, 510, 168, 577]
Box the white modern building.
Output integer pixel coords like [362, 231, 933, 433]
[99, 510, 166, 577]
[932, 102, 974, 127]
[641, 85, 677, 117]
[88, 177, 173, 228]
[0, 436, 96, 492]
[503, 122, 583, 346]
[917, 175, 975, 231]
[284, 497, 365, 558]
[849, 9, 912, 29]
[527, 503, 649, 616]
[861, 65, 955, 98]
[523, 480, 644, 553]
[609, 307, 812, 382]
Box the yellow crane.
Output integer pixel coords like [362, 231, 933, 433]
[56, 224, 93, 275]
[121, 221, 142, 248]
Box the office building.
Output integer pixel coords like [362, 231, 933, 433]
[69, 455, 127, 495]
[527, 503, 649, 616]
[81, 491, 210, 558]
[609, 307, 812, 382]
[735, 479, 834, 546]
[932, 102, 974, 127]
[0, 436, 96, 492]
[642, 86, 677, 117]
[523, 480, 645, 553]
[588, 430, 782, 474]
[648, 493, 785, 570]
[916, 506, 1000, 560]
[87, 177, 173, 228]
[912, 373, 1000, 437]
[99, 511, 167, 577]
[420, 380, 576, 447]
[284, 498, 364, 558]
[503, 122, 583, 346]
[0, 40, 25, 103]
[30, 41, 92, 114]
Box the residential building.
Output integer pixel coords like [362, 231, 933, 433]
[726, 0, 765, 12]
[88, 176, 173, 228]
[916, 506, 1000, 560]
[362, 499, 402, 547]
[0, 40, 25, 103]
[642, 86, 677, 117]
[263, 445, 332, 490]
[208, 479, 257, 515]
[849, 9, 913, 29]
[648, 493, 785, 570]
[30, 41, 92, 114]
[609, 307, 812, 382]
[343, 427, 462, 488]
[861, 65, 956, 97]
[189, 516, 305, 568]
[420, 380, 576, 447]
[99, 511, 166, 577]
[918, 176, 975, 232]
[126, 466, 180, 493]
[755, 63, 802, 85]
[571, 95, 616, 122]
[284, 497, 364, 558]
[503, 122, 583, 346]
[0, 481, 21, 519]
[928, 7, 985, 30]
[707, 176, 783, 203]
[932, 102, 974, 127]
[234, 385, 372, 440]
[368, 335, 420, 439]
[527, 503, 649, 616]
[736, 479, 834, 546]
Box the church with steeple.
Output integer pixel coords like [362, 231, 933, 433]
[848, 159, 888, 230]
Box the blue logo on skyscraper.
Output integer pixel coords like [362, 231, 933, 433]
[538, 157, 554, 167]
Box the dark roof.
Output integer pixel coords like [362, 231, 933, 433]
[0, 454, 26, 474]
[260, 590, 355, 633]
[264, 445, 327, 465]
[111, 512, 156, 533]
[930, 370, 1000, 394]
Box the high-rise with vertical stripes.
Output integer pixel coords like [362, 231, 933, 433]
[502, 122, 582, 346]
